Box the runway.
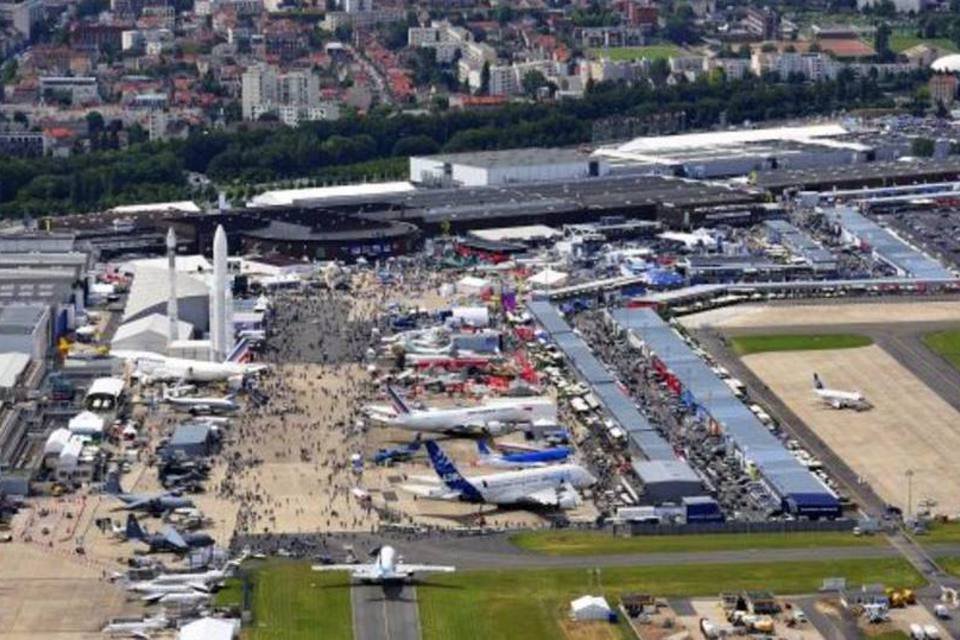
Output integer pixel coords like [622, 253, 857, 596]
[352, 583, 421, 640]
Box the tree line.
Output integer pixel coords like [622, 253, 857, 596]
[0, 72, 920, 217]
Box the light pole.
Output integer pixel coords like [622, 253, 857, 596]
[905, 469, 915, 521]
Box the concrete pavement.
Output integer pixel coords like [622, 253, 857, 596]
[352, 582, 421, 640]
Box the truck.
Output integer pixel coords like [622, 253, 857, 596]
[923, 625, 941, 639]
[910, 623, 925, 639]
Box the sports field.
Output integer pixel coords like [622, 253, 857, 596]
[510, 529, 884, 555]
[418, 558, 922, 640]
[889, 34, 958, 54]
[588, 44, 683, 61]
[922, 330, 960, 371]
[730, 333, 872, 356]
[217, 561, 352, 640]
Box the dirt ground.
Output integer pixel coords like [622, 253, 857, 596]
[743, 344, 960, 515]
[680, 300, 960, 330]
[673, 598, 823, 640]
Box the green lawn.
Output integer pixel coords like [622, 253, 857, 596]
[418, 559, 923, 640]
[509, 530, 884, 556]
[218, 561, 352, 640]
[589, 45, 683, 61]
[916, 521, 960, 544]
[730, 333, 873, 356]
[890, 34, 958, 54]
[922, 330, 960, 371]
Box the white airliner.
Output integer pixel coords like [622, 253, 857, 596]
[402, 441, 595, 508]
[365, 386, 553, 435]
[813, 373, 871, 411]
[312, 545, 454, 583]
[162, 386, 239, 414]
[113, 347, 266, 384]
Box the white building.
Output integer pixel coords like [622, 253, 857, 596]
[0, 305, 50, 360]
[0, 0, 43, 39]
[570, 595, 612, 621]
[242, 65, 332, 123]
[39, 77, 99, 104]
[857, 0, 926, 12]
[410, 149, 610, 187]
[112, 313, 194, 354]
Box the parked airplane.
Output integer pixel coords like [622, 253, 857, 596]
[475, 439, 572, 468]
[366, 386, 552, 435]
[162, 386, 239, 414]
[102, 614, 169, 637]
[113, 345, 266, 385]
[403, 441, 595, 508]
[125, 514, 215, 553]
[311, 545, 454, 583]
[813, 373, 871, 410]
[372, 435, 422, 465]
[142, 591, 212, 607]
[105, 473, 194, 515]
[127, 581, 211, 596]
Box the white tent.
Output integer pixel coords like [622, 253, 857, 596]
[527, 268, 569, 288]
[112, 314, 195, 354]
[68, 411, 105, 437]
[44, 428, 72, 456]
[456, 275, 491, 296]
[570, 595, 612, 621]
[448, 306, 490, 328]
[178, 617, 240, 640]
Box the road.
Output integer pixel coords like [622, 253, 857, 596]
[352, 582, 421, 640]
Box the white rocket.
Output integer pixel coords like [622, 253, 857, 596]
[166, 227, 179, 345]
[210, 225, 228, 361]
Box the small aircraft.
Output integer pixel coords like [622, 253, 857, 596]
[372, 435, 422, 465]
[104, 473, 195, 516]
[403, 441, 595, 508]
[475, 439, 572, 468]
[142, 590, 212, 607]
[366, 386, 550, 435]
[813, 373, 871, 411]
[162, 385, 239, 414]
[102, 614, 169, 638]
[311, 545, 454, 583]
[125, 514, 215, 553]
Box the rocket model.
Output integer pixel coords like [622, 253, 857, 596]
[211, 225, 228, 361]
[166, 227, 179, 345]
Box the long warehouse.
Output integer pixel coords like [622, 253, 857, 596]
[610, 307, 840, 519]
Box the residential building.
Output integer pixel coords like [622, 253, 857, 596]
[39, 76, 99, 105]
[0, 131, 46, 157]
[0, 0, 43, 40]
[241, 64, 334, 123]
[930, 73, 958, 107]
[857, 0, 926, 11]
[743, 6, 779, 40]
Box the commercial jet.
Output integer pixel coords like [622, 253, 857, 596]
[113, 342, 267, 385]
[162, 386, 239, 414]
[813, 373, 871, 410]
[311, 545, 454, 583]
[475, 439, 572, 468]
[402, 441, 595, 508]
[365, 386, 552, 435]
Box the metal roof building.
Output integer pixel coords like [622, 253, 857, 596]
[632, 459, 704, 503]
[527, 300, 684, 464]
[764, 219, 838, 272]
[826, 207, 953, 280]
[611, 307, 839, 518]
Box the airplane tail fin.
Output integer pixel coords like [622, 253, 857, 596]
[104, 472, 123, 495]
[224, 338, 251, 364]
[813, 372, 824, 390]
[425, 441, 478, 498]
[408, 433, 423, 451]
[126, 514, 146, 540]
[477, 439, 492, 456]
[386, 386, 411, 415]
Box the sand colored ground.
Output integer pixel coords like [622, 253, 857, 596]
[743, 345, 960, 514]
[680, 300, 960, 330]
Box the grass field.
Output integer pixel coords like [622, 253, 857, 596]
[922, 330, 960, 371]
[890, 34, 958, 54]
[216, 561, 352, 640]
[418, 559, 923, 640]
[730, 333, 873, 356]
[918, 521, 960, 544]
[509, 530, 885, 556]
[589, 45, 683, 61]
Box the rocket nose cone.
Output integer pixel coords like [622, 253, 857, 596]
[214, 225, 226, 244]
[166, 227, 176, 249]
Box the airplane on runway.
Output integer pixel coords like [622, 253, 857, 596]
[813, 373, 871, 410]
[113, 344, 267, 385]
[475, 439, 572, 468]
[125, 514, 215, 553]
[402, 441, 595, 508]
[311, 545, 454, 583]
[162, 385, 239, 414]
[141, 591, 212, 607]
[365, 386, 552, 435]
[102, 614, 169, 637]
[104, 473, 195, 515]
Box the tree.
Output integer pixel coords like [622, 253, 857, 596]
[479, 61, 490, 96]
[875, 22, 894, 63]
[494, 4, 514, 25]
[86, 111, 105, 136]
[522, 70, 549, 98]
[127, 122, 149, 145]
[911, 136, 935, 156]
[664, 5, 697, 45]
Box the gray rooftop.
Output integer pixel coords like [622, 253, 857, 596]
[611, 307, 835, 504]
[827, 206, 953, 280]
[415, 148, 592, 169]
[632, 459, 702, 485]
[764, 219, 837, 269]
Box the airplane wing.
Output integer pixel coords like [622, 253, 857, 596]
[186, 582, 210, 592]
[395, 563, 455, 575]
[160, 526, 188, 550]
[141, 592, 165, 603]
[400, 484, 462, 501]
[116, 497, 157, 511]
[523, 487, 560, 506]
[311, 563, 371, 572]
